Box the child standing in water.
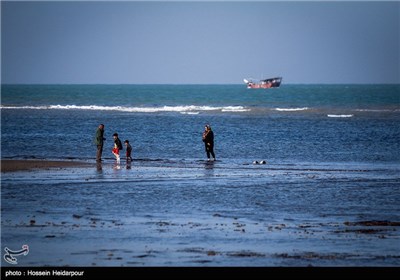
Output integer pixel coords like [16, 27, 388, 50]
[124, 140, 133, 161]
[112, 143, 120, 163]
[112, 133, 123, 163]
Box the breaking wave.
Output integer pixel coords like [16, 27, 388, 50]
[0, 105, 250, 113]
[275, 107, 309, 112]
[355, 109, 395, 112]
[327, 114, 353, 118]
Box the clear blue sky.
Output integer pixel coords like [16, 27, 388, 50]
[1, 1, 399, 84]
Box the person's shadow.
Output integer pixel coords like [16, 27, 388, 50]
[203, 160, 215, 177]
[126, 159, 132, 170]
[96, 161, 103, 172]
[96, 162, 105, 179]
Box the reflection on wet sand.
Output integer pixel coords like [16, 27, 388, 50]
[1, 160, 399, 266]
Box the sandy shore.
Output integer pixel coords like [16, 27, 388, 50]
[0, 159, 92, 173]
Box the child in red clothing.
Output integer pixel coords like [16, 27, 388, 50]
[112, 132, 122, 163]
[112, 143, 120, 163]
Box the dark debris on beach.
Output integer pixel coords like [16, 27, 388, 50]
[344, 220, 400, 227]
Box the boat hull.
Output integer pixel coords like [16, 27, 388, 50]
[245, 77, 282, 89]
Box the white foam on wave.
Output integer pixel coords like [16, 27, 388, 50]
[355, 109, 392, 112]
[221, 106, 251, 112]
[180, 112, 200, 115]
[0, 104, 250, 113]
[0, 105, 49, 110]
[275, 107, 309, 112]
[327, 114, 353, 118]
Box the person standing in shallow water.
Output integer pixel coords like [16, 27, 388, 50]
[94, 124, 105, 162]
[112, 133, 123, 163]
[202, 124, 216, 161]
[124, 140, 133, 161]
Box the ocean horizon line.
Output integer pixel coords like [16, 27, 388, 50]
[2, 83, 400, 86]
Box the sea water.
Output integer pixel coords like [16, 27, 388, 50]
[1, 84, 399, 164]
[1, 84, 400, 266]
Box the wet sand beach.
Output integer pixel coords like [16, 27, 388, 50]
[1, 159, 399, 266]
[1, 159, 92, 173]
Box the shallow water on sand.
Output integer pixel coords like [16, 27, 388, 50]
[2, 160, 399, 266]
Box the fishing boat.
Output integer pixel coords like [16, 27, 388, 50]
[244, 77, 282, 89]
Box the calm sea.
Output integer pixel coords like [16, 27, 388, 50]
[1, 84, 399, 165]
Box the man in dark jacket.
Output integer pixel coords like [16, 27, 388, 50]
[95, 124, 105, 162]
[202, 124, 216, 161]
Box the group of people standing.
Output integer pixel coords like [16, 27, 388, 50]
[94, 124, 132, 163]
[94, 123, 216, 162]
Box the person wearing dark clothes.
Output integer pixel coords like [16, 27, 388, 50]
[113, 132, 123, 151]
[94, 124, 105, 162]
[202, 124, 216, 161]
[124, 140, 133, 161]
